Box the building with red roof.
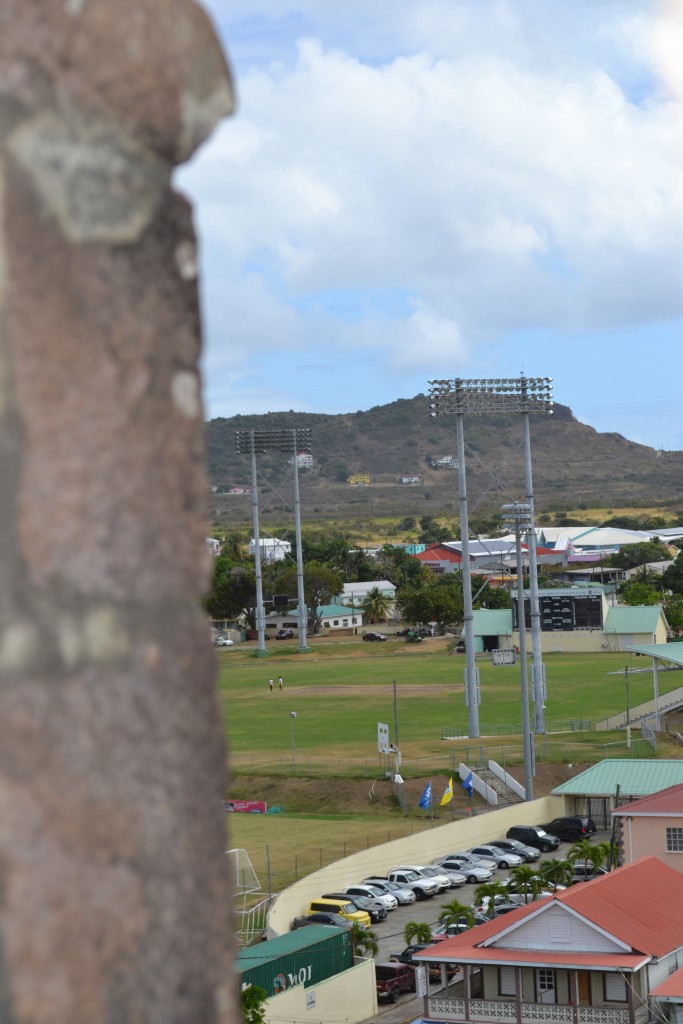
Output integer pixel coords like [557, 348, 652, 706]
[613, 783, 683, 873]
[415, 856, 683, 1024]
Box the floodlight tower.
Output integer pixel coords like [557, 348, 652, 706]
[428, 375, 552, 736]
[235, 428, 313, 655]
[502, 501, 534, 801]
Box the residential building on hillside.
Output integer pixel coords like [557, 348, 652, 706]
[416, 856, 683, 1024]
[338, 580, 396, 606]
[612, 784, 683, 872]
[347, 473, 371, 486]
[288, 452, 313, 468]
[264, 605, 364, 634]
[398, 474, 421, 485]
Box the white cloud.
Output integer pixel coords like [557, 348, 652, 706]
[181, 1, 683, 422]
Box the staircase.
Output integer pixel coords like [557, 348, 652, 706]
[474, 765, 524, 807]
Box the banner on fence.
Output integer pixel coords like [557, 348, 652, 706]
[224, 800, 267, 813]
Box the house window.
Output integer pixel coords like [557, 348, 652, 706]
[604, 974, 627, 1002]
[499, 966, 516, 996]
[666, 828, 683, 852]
[333, 620, 339, 626]
[536, 969, 556, 1001]
[342, 619, 348, 626]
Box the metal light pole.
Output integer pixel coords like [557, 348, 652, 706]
[503, 501, 534, 801]
[429, 376, 553, 738]
[235, 428, 312, 657]
[290, 710, 297, 768]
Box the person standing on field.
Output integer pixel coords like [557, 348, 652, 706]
[278, 675, 283, 691]
[268, 678, 273, 692]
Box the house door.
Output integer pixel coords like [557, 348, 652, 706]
[578, 971, 592, 1005]
[537, 969, 556, 1003]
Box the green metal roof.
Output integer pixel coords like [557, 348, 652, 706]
[553, 759, 683, 798]
[472, 609, 513, 636]
[604, 605, 664, 634]
[627, 643, 683, 667]
[236, 926, 345, 969]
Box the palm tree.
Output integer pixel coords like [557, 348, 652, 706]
[352, 922, 379, 958]
[508, 864, 545, 903]
[538, 858, 574, 892]
[438, 899, 475, 932]
[473, 881, 510, 918]
[404, 921, 433, 945]
[568, 839, 605, 872]
[360, 586, 392, 624]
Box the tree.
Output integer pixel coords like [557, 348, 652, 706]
[438, 899, 475, 931]
[403, 921, 433, 945]
[664, 593, 683, 633]
[397, 573, 464, 629]
[278, 561, 343, 634]
[418, 516, 451, 545]
[618, 580, 661, 606]
[538, 858, 574, 892]
[507, 865, 545, 903]
[222, 530, 246, 562]
[606, 540, 671, 570]
[374, 545, 430, 589]
[240, 984, 267, 1024]
[361, 586, 392, 623]
[567, 839, 606, 872]
[352, 922, 379, 958]
[473, 881, 511, 918]
[205, 559, 257, 625]
[663, 551, 683, 595]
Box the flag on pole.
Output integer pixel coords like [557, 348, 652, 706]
[462, 771, 474, 798]
[418, 781, 432, 810]
[439, 778, 453, 806]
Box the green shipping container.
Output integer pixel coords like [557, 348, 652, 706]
[237, 926, 354, 997]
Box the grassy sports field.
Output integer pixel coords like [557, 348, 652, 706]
[216, 637, 679, 770]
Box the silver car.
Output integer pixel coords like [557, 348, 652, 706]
[439, 850, 499, 872]
[436, 856, 492, 884]
[343, 884, 398, 911]
[362, 877, 416, 905]
[468, 845, 524, 869]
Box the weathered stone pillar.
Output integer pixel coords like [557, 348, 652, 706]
[0, 3, 235, 1022]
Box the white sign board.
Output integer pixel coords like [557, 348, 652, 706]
[415, 965, 428, 997]
[378, 722, 390, 753]
[306, 991, 316, 1009]
[492, 648, 516, 666]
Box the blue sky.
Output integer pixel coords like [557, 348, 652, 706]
[178, 0, 683, 451]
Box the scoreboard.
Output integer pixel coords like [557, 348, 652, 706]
[513, 592, 603, 632]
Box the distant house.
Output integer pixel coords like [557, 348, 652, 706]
[552, 759, 683, 828]
[264, 605, 363, 635]
[416, 855, 683, 1024]
[339, 580, 396, 606]
[288, 452, 313, 468]
[247, 537, 291, 563]
[398, 474, 421, 485]
[414, 543, 464, 575]
[347, 473, 371, 486]
[206, 537, 221, 556]
[433, 455, 458, 468]
[228, 486, 250, 495]
[612, 784, 683, 872]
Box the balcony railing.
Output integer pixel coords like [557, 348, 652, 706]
[428, 996, 635, 1024]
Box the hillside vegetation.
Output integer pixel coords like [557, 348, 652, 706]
[206, 396, 683, 527]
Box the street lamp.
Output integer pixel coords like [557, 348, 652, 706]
[502, 501, 534, 801]
[290, 710, 297, 768]
[235, 428, 312, 655]
[428, 376, 553, 737]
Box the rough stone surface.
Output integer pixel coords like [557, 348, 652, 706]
[0, 3, 236, 1022]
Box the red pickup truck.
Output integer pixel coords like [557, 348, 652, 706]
[375, 962, 416, 1002]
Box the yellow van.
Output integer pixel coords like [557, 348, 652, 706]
[308, 898, 371, 928]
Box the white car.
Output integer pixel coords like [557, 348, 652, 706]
[213, 637, 234, 646]
[362, 878, 416, 905]
[392, 864, 452, 893]
[440, 851, 499, 872]
[343, 884, 398, 910]
[468, 845, 524, 869]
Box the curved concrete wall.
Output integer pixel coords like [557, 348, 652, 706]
[268, 795, 565, 936]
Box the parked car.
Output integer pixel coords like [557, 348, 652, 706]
[363, 632, 387, 642]
[344, 884, 398, 911]
[432, 914, 489, 938]
[291, 912, 353, 930]
[322, 892, 387, 924]
[439, 850, 499, 872]
[505, 825, 561, 853]
[435, 857, 492, 884]
[387, 868, 438, 899]
[308, 898, 371, 928]
[544, 816, 597, 842]
[468, 845, 524, 869]
[489, 838, 540, 862]
[362, 878, 416, 905]
[568, 863, 609, 884]
[388, 944, 448, 981]
[275, 628, 294, 640]
[213, 636, 234, 646]
[375, 962, 415, 1002]
[391, 864, 452, 892]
